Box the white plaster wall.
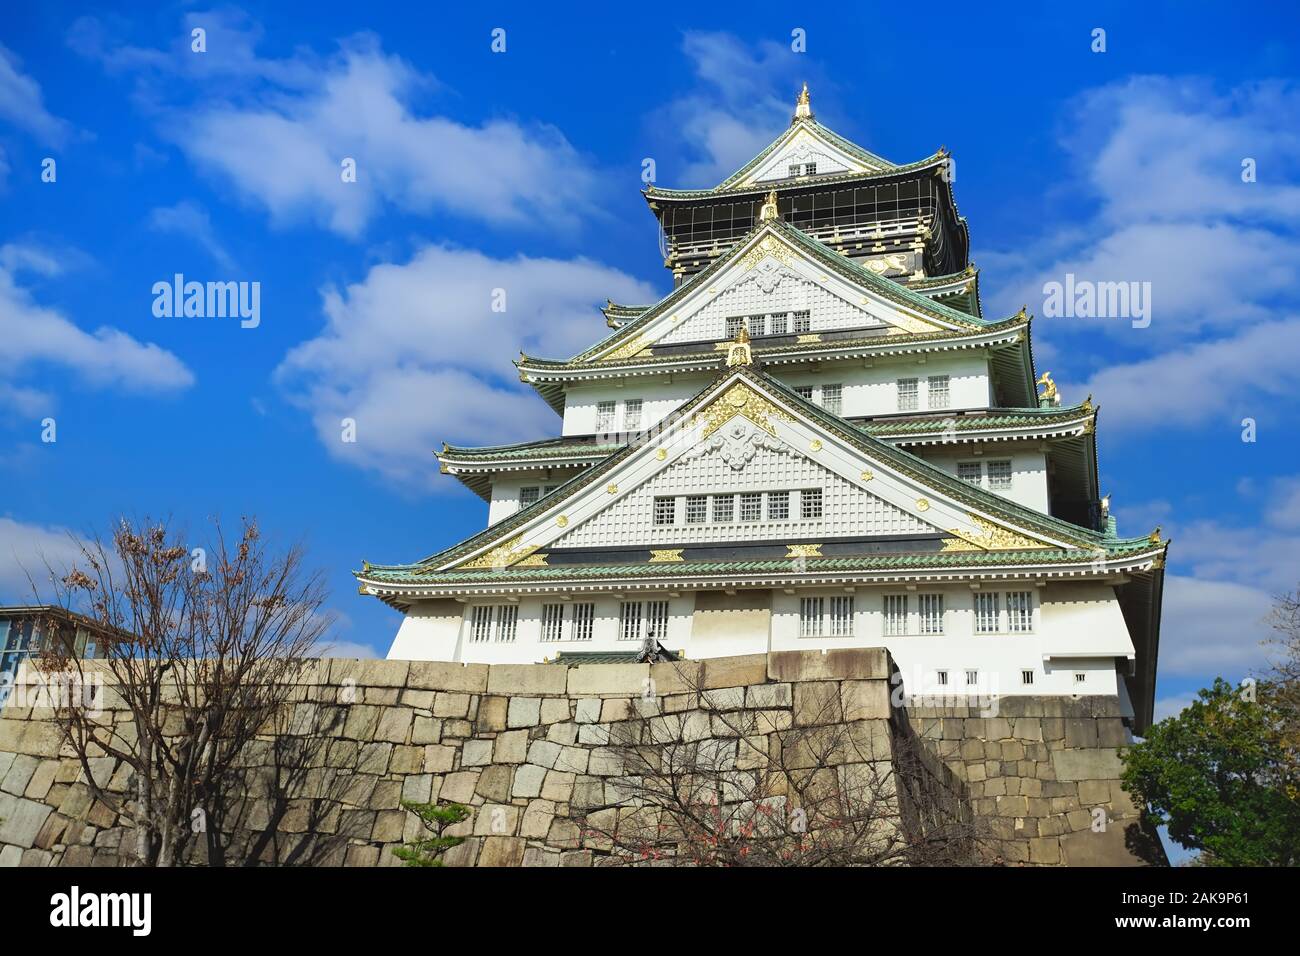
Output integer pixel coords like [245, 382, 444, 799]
[921, 445, 1050, 513]
[561, 377, 710, 437]
[487, 468, 585, 524]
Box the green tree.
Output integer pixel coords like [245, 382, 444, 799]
[391, 801, 470, 867]
[1122, 678, 1300, 866]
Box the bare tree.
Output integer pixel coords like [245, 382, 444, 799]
[1266, 588, 1300, 787]
[30, 516, 330, 867]
[575, 665, 983, 866]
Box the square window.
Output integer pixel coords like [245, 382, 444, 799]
[793, 310, 811, 333]
[646, 600, 669, 640]
[740, 493, 763, 522]
[541, 604, 564, 642]
[596, 401, 616, 432]
[829, 596, 854, 637]
[788, 164, 801, 177]
[519, 486, 540, 507]
[897, 378, 919, 412]
[769, 312, 788, 335]
[822, 384, 843, 415]
[543, 485, 559, 496]
[1007, 591, 1033, 633]
[747, 314, 764, 336]
[799, 597, 824, 637]
[804, 163, 817, 176]
[725, 315, 744, 339]
[918, 593, 944, 635]
[793, 385, 814, 401]
[987, 460, 1013, 490]
[767, 491, 790, 520]
[623, 399, 643, 431]
[927, 375, 950, 409]
[957, 463, 982, 486]
[974, 592, 1000, 633]
[685, 495, 708, 524]
[572, 603, 595, 641]
[653, 496, 676, 526]
[800, 488, 823, 520]
[883, 594, 908, 637]
[712, 494, 735, 522]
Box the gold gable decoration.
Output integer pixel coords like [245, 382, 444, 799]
[600, 333, 652, 362]
[740, 234, 793, 271]
[940, 516, 1052, 553]
[458, 535, 542, 569]
[693, 382, 793, 439]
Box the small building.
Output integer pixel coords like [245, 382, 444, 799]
[0, 605, 106, 705]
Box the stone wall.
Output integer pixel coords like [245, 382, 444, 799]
[0, 650, 1161, 866]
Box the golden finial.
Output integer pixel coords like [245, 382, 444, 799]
[1016, 304, 1028, 319]
[759, 189, 780, 222]
[794, 82, 813, 121]
[726, 324, 754, 367]
[1036, 371, 1059, 405]
[1149, 526, 1162, 544]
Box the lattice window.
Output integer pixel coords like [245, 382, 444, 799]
[747, 314, 764, 336]
[1007, 591, 1033, 633]
[957, 463, 982, 486]
[712, 494, 734, 522]
[596, 401, 616, 432]
[653, 496, 676, 526]
[541, 603, 565, 642]
[572, 603, 595, 642]
[769, 312, 788, 335]
[767, 491, 790, 520]
[804, 163, 817, 176]
[829, 596, 855, 637]
[793, 385, 814, 401]
[623, 399, 642, 431]
[799, 597, 825, 637]
[793, 310, 811, 333]
[927, 375, 950, 409]
[788, 164, 801, 177]
[987, 460, 1013, 490]
[740, 492, 763, 522]
[822, 383, 843, 415]
[618, 602, 643, 642]
[883, 594, 908, 637]
[918, 593, 944, 635]
[974, 592, 1000, 634]
[496, 605, 518, 643]
[801, 488, 823, 520]
[469, 606, 493, 643]
[519, 486, 540, 507]
[725, 315, 745, 339]
[685, 495, 708, 524]
[646, 600, 670, 640]
[897, 378, 919, 412]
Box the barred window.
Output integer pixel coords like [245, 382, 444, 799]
[987, 460, 1013, 490]
[572, 603, 595, 642]
[965, 669, 979, 686]
[725, 315, 744, 339]
[747, 314, 764, 336]
[1007, 591, 1033, 633]
[740, 493, 763, 522]
[897, 378, 919, 412]
[712, 494, 734, 522]
[618, 602, 643, 642]
[957, 463, 982, 486]
[596, 401, 616, 432]
[653, 496, 676, 526]
[469, 605, 493, 643]
[829, 596, 855, 637]
[936, 670, 949, 686]
[541, 603, 565, 642]
[883, 594, 908, 637]
[1074, 672, 1087, 684]
[646, 600, 670, 640]
[496, 605, 519, 643]
[519, 486, 540, 507]
[799, 597, 825, 637]
[685, 495, 708, 524]
[822, 383, 843, 415]
[800, 488, 823, 520]
[1022, 670, 1035, 685]
[767, 491, 790, 520]
[769, 312, 788, 335]
[543, 485, 559, 496]
[804, 163, 817, 176]
[974, 592, 1000, 634]
[793, 310, 811, 333]
[794, 385, 814, 401]
[918, 593, 944, 635]
[623, 399, 642, 431]
[927, 375, 950, 409]
[788, 164, 801, 177]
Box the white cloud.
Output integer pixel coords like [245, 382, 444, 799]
[1158, 576, 1274, 678]
[147, 201, 236, 270]
[0, 43, 72, 146]
[72, 15, 605, 237]
[0, 516, 85, 602]
[1152, 693, 1196, 723]
[275, 244, 656, 490]
[0, 244, 194, 415]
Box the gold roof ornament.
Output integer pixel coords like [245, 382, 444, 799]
[794, 82, 813, 121]
[1036, 370, 1059, 406]
[726, 324, 754, 367]
[759, 189, 781, 222]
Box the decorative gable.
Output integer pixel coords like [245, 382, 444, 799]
[735, 125, 884, 188]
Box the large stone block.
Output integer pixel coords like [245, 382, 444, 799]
[475, 696, 508, 733]
[487, 664, 568, 697]
[406, 661, 489, 694]
[328, 659, 410, 688]
[794, 681, 843, 726]
[493, 730, 529, 764]
[475, 764, 513, 803]
[507, 697, 542, 728]
[699, 654, 768, 689]
[375, 707, 413, 744]
[841, 680, 890, 721]
[1050, 748, 1124, 782]
[512, 764, 547, 799]
[767, 648, 890, 683]
[745, 683, 792, 709]
[433, 693, 471, 719]
[566, 664, 650, 697]
[477, 836, 525, 867]
[461, 738, 494, 767]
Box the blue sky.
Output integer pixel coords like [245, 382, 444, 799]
[1, 1, 1298, 718]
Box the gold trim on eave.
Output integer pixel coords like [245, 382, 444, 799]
[459, 535, 542, 569]
[786, 543, 823, 558]
[940, 516, 1053, 552]
[650, 548, 684, 563]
